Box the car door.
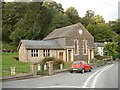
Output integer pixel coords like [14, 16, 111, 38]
[84, 62, 89, 70]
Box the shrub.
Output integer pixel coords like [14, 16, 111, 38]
[39, 57, 55, 72]
[53, 59, 64, 69]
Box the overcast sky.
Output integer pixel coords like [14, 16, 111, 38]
[4, 0, 119, 22]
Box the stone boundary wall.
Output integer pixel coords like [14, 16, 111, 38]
[1, 73, 34, 82]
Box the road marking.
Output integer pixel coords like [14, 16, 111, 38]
[91, 64, 114, 88]
[48, 86, 81, 88]
[82, 64, 114, 88]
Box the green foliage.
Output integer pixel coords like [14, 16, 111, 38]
[8, 2, 69, 45]
[86, 23, 117, 42]
[92, 15, 105, 23]
[104, 42, 119, 59]
[85, 10, 95, 17]
[80, 17, 96, 27]
[42, 57, 55, 63]
[10, 28, 25, 45]
[63, 61, 72, 69]
[53, 59, 64, 69]
[37, 70, 48, 75]
[3, 2, 119, 48]
[2, 42, 17, 50]
[42, 1, 64, 13]
[2, 52, 30, 73]
[47, 13, 71, 36]
[40, 57, 55, 71]
[94, 55, 109, 60]
[2, 2, 28, 42]
[109, 19, 120, 34]
[65, 7, 80, 24]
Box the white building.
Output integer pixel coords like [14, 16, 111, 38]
[94, 43, 104, 56]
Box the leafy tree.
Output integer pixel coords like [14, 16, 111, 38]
[86, 23, 117, 42]
[81, 10, 105, 27]
[85, 10, 95, 17]
[109, 19, 120, 34]
[104, 42, 119, 59]
[10, 2, 66, 45]
[46, 13, 72, 36]
[65, 7, 80, 24]
[10, 28, 25, 45]
[42, 1, 64, 13]
[80, 17, 96, 27]
[2, 2, 28, 42]
[92, 15, 105, 23]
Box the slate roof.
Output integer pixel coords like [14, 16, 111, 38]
[44, 23, 88, 40]
[19, 40, 64, 50]
[94, 43, 104, 47]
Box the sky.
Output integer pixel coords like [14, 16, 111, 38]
[4, 0, 119, 22]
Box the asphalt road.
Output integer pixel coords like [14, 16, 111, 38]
[1, 62, 118, 88]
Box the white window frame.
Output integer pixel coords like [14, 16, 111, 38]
[31, 49, 38, 57]
[43, 49, 50, 57]
[83, 39, 88, 55]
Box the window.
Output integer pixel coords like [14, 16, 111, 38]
[83, 40, 87, 55]
[82, 62, 88, 65]
[73, 62, 82, 64]
[74, 40, 78, 54]
[43, 49, 50, 57]
[59, 52, 64, 60]
[31, 49, 38, 57]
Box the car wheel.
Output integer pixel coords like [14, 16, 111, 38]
[89, 68, 91, 72]
[81, 69, 85, 74]
[70, 71, 73, 73]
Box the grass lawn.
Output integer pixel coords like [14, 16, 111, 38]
[1, 52, 30, 75]
[0, 72, 11, 77]
[64, 61, 73, 69]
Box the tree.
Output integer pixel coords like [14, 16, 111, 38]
[92, 15, 105, 23]
[2, 2, 28, 42]
[46, 13, 71, 36]
[86, 23, 117, 42]
[109, 19, 120, 34]
[10, 2, 67, 45]
[65, 7, 81, 24]
[85, 10, 95, 17]
[42, 1, 64, 13]
[80, 17, 96, 27]
[104, 42, 119, 59]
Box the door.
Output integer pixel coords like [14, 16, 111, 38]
[84, 62, 90, 70]
[89, 49, 92, 60]
[59, 52, 64, 60]
[68, 50, 72, 62]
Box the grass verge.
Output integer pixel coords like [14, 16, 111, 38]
[1, 52, 30, 77]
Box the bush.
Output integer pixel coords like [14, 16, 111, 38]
[38, 57, 55, 72]
[43, 57, 55, 62]
[53, 59, 64, 69]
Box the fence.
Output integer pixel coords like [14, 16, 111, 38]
[90, 58, 113, 69]
[36, 63, 64, 76]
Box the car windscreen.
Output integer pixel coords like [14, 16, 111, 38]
[73, 62, 82, 64]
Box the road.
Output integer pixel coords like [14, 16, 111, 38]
[1, 62, 118, 88]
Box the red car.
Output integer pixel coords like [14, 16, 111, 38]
[69, 60, 92, 73]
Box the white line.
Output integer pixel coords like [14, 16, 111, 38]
[82, 64, 113, 88]
[91, 64, 114, 88]
[48, 86, 81, 88]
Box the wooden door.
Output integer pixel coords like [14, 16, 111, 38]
[68, 50, 72, 61]
[89, 49, 92, 60]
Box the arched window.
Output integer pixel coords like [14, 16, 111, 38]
[83, 40, 87, 55]
[74, 40, 78, 54]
